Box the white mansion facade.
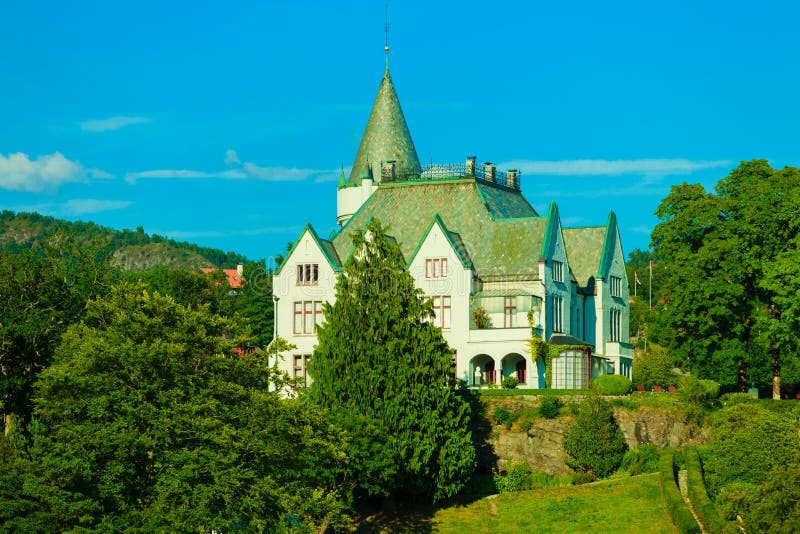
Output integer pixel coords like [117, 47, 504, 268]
[272, 64, 633, 389]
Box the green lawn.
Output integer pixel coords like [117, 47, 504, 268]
[430, 473, 677, 534]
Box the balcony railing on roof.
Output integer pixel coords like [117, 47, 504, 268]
[381, 162, 521, 190]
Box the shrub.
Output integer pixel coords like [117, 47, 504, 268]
[702, 404, 800, 499]
[659, 450, 701, 534]
[518, 419, 532, 432]
[632, 345, 679, 389]
[494, 460, 532, 493]
[472, 306, 490, 329]
[539, 396, 561, 419]
[502, 376, 519, 389]
[678, 375, 720, 424]
[620, 444, 661, 475]
[719, 392, 755, 407]
[745, 464, 800, 533]
[492, 406, 518, 429]
[593, 374, 632, 396]
[562, 394, 627, 478]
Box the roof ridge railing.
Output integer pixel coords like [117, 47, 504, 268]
[381, 160, 521, 190]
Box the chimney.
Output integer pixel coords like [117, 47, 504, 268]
[465, 156, 476, 177]
[382, 160, 396, 181]
[237, 264, 244, 276]
[507, 169, 518, 189]
[484, 162, 496, 183]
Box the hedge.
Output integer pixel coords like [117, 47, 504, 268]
[684, 446, 734, 534]
[659, 450, 701, 534]
[592, 374, 632, 395]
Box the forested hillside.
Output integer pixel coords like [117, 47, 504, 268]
[0, 210, 247, 270]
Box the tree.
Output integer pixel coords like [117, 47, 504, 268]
[650, 161, 800, 396]
[0, 234, 115, 433]
[562, 394, 627, 478]
[0, 283, 353, 531]
[309, 219, 476, 502]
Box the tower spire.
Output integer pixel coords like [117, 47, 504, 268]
[384, 1, 390, 69]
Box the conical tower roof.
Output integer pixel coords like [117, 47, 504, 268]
[348, 67, 421, 185]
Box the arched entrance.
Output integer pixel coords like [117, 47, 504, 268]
[470, 354, 496, 386]
[501, 353, 527, 385]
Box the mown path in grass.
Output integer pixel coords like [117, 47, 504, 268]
[431, 473, 678, 534]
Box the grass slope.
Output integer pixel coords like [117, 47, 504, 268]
[432, 474, 677, 534]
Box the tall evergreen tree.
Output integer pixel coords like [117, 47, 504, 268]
[309, 219, 476, 502]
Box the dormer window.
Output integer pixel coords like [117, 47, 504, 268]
[610, 275, 622, 297]
[425, 258, 448, 278]
[297, 264, 319, 284]
[552, 260, 564, 283]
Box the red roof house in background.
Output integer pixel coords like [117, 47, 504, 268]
[201, 264, 244, 289]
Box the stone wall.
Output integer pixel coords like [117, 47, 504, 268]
[480, 397, 709, 474]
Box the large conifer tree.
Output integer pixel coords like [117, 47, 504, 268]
[309, 219, 475, 502]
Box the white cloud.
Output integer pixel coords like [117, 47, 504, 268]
[156, 225, 303, 239]
[0, 152, 85, 193]
[61, 199, 133, 215]
[498, 158, 732, 177]
[126, 150, 337, 183]
[80, 116, 152, 132]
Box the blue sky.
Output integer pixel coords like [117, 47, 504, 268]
[2, 1, 798, 262]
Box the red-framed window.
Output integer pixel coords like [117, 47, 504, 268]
[504, 296, 517, 328]
[296, 263, 319, 284]
[293, 354, 311, 385]
[425, 258, 449, 278]
[293, 300, 323, 335]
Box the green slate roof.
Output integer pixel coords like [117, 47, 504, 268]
[562, 225, 607, 286]
[332, 179, 545, 278]
[348, 67, 421, 186]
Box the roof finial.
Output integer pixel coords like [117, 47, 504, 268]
[384, 1, 390, 69]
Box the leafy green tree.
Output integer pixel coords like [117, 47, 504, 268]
[0, 283, 352, 531]
[650, 161, 800, 395]
[632, 344, 678, 389]
[0, 234, 115, 432]
[309, 219, 476, 502]
[562, 394, 627, 478]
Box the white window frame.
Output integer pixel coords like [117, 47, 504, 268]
[552, 260, 564, 283]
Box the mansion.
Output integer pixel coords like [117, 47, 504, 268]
[272, 62, 632, 389]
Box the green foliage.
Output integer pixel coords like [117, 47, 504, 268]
[632, 345, 678, 388]
[492, 406, 519, 430]
[0, 283, 353, 531]
[472, 306, 490, 328]
[684, 447, 729, 534]
[562, 395, 627, 478]
[592, 374, 632, 396]
[649, 162, 800, 394]
[494, 460, 533, 493]
[678, 375, 719, 424]
[702, 404, 800, 500]
[501, 375, 519, 389]
[539, 396, 562, 419]
[658, 450, 702, 534]
[620, 444, 660, 476]
[744, 464, 800, 533]
[0, 234, 116, 427]
[308, 219, 476, 503]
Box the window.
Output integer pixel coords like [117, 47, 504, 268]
[552, 348, 590, 389]
[504, 296, 517, 328]
[293, 354, 311, 385]
[425, 258, 448, 278]
[610, 275, 622, 297]
[552, 295, 564, 333]
[296, 263, 319, 284]
[430, 295, 452, 329]
[552, 260, 564, 283]
[293, 300, 323, 334]
[610, 308, 621, 342]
